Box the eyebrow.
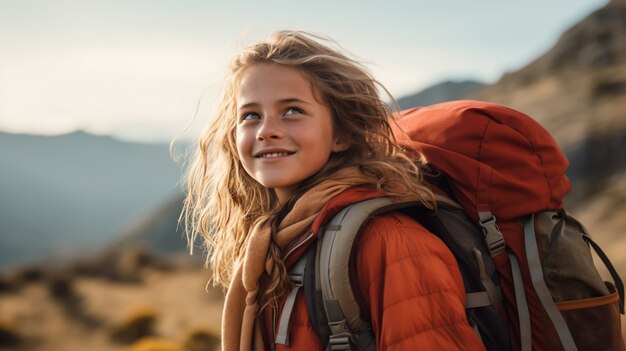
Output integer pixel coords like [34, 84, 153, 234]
[238, 98, 310, 110]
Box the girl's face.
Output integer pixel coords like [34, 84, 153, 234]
[235, 63, 347, 203]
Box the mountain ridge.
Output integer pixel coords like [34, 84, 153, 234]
[0, 131, 182, 269]
[1, 0, 624, 271]
[113, 0, 626, 265]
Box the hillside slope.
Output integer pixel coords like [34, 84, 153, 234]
[0, 131, 182, 268]
[468, 0, 626, 276]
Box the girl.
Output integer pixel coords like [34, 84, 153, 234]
[182, 31, 485, 350]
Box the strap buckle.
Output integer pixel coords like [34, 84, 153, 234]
[289, 271, 304, 287]
[329, 332, 354, 351]
[478, 211, 506, 257]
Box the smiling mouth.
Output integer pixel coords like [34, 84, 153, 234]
[255, 151, 295, 158]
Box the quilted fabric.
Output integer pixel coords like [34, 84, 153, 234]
[262, 188, 485, 350]
[391, 100, 573, 349]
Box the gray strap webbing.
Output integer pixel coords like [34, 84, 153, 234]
[472, 248, 505, 316]
[478, 211, 506, 257]
[319, 196, 432, 335]
[276, 255, 307, 345]
[466, 291, 492, 308]
[318, 195, 454, 349]
[509, 253, 531, 351]
[523, 215, 578, 351]
[319, 200, 383, 349]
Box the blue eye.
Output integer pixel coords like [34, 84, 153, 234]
[285, 107, 303, 116]
[241, 112, 260, 121]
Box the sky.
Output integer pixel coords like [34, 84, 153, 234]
[0, 0, 609, 143]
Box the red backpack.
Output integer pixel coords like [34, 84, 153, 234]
[279, 100, 624, 350]
[393, 100, 624, 350]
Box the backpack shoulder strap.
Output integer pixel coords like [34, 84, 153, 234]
[304, 193, 510, 350]
[315, 196, 434, 350]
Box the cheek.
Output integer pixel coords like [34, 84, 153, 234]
[235, 126, 247, 153]
[235, 128, 251, 168]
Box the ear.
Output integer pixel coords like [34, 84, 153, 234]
[332, 137, 350, 152]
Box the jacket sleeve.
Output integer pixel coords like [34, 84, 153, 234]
[352, 212, 486, 351]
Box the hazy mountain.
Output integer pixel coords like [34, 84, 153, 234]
[0, 131, 182, 269]
[2, 3, 625, 349]
[468, 0, 626, 208]
[113, 0, 626, 265]
[109, 194, 191, 256]
[3, 0, 624, 274]
[464, 0, 626, 280]
[395, 80, 487, 109]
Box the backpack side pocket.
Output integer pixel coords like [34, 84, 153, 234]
[532, 210, 625, 350]
[556, 282, 624, 350]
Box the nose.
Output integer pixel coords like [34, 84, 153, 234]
[256, 115, 283, 141]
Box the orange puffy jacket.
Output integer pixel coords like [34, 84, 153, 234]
[261, 187, 486, 350]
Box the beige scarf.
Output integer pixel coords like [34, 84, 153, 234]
[221, 167, 375, 351]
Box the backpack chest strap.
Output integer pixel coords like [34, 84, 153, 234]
[275, 255, 307, 346]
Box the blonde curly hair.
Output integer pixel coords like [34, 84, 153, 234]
[181, 30, 433, 307]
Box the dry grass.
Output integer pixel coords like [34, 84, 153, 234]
[0, 317, 21, 349]
[0, 265, 223, 351]
[126, 337, 183, 351]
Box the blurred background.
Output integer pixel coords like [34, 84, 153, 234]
[1, 0, 624, 350]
